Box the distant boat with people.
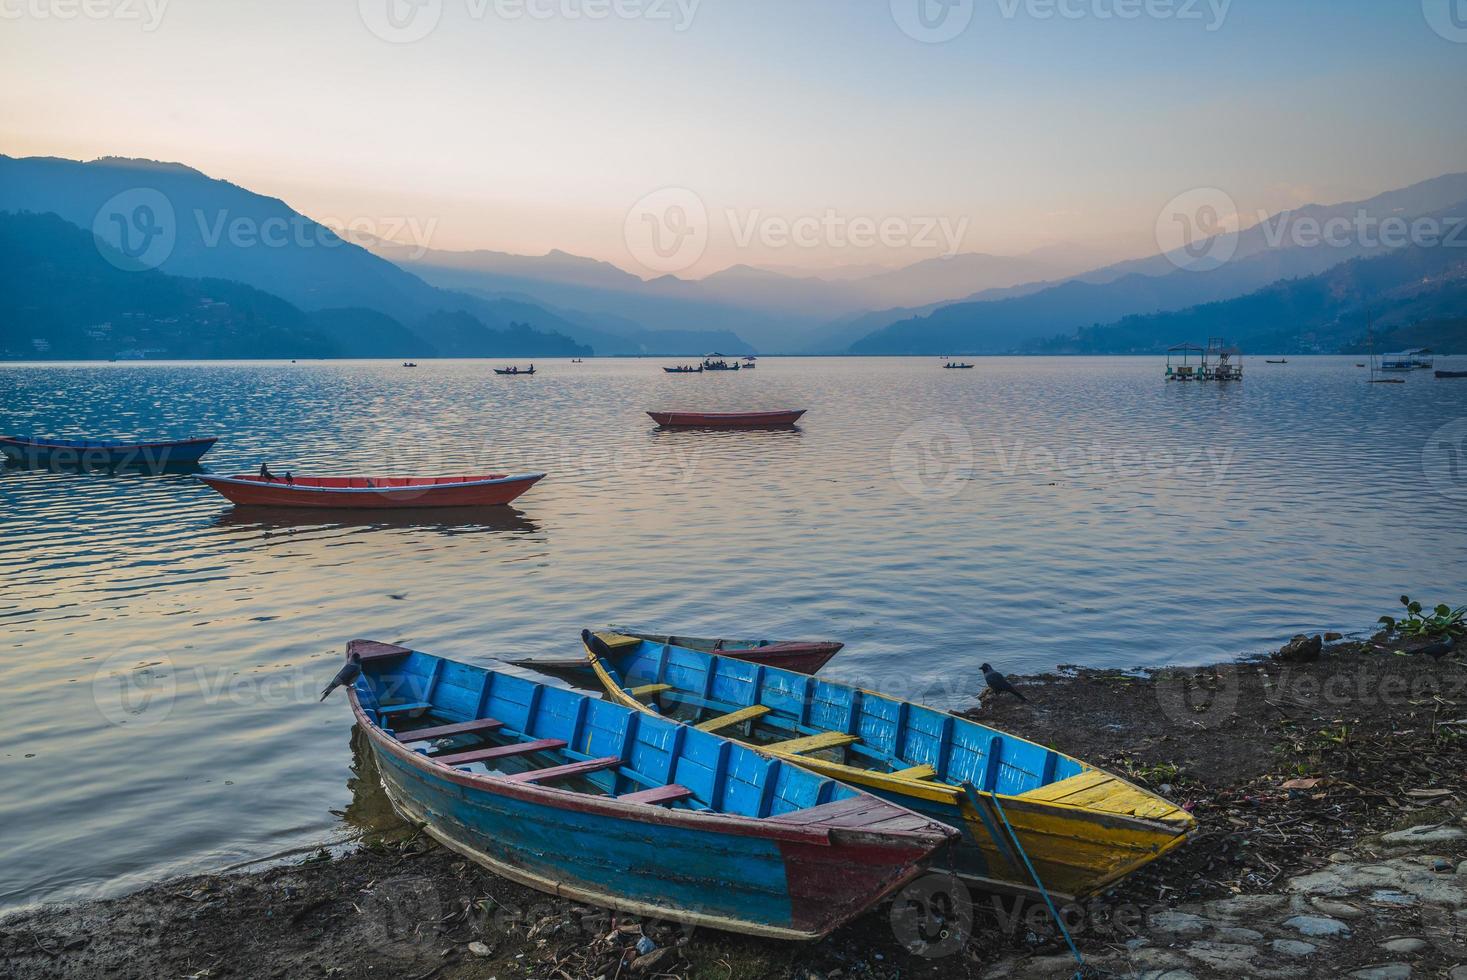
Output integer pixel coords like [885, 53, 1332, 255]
[663, 364, 703, 374]
[943, 362, 974, 369]
[702, 353, 741, 371]
[494, 365, 535, 376]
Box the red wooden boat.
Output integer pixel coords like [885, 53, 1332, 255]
[648, 410, 805, 428]
[196, 472, 545, 509]
[510, 630, 843, 681]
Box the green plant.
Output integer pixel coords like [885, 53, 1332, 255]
[1378, 595, 1466, 639]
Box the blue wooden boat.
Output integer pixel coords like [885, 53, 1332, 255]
[0, 434, 218, 469]
[583, 631, 1196, 901]
[343, 640, 957, 939]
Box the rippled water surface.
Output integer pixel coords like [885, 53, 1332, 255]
[2, 356, 1464, 910]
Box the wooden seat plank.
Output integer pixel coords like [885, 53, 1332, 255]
[619, 784, 694, 806]
[890, 763, 938, 781]
[395, 718, 504, 744]
[628, 683, 672, 698]
[695, 704, 770, 733]
[504, 756, 621, 784]
[768, 731, 858, 756]
[436, 738, 566, 767]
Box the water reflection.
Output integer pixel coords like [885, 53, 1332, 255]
[343, 724, 413, 837]
[210, 505, 541, 537]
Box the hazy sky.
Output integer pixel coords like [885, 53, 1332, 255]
[3, 0, 1466, 276]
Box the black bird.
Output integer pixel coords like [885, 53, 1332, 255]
[981, 663, 1027, 702]
[259, 462, 274, 480]
[319, 651, 362, 702]
[1419, 636, 1457, 660]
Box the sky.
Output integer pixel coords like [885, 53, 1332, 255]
[3, 0, 1466, 277]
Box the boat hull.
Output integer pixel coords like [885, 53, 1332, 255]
[1437, 370, 1467, 378]
[197, 473, 544, 509]
[648, 410, 805, 428]
[1, 435, 217, 469]
[511, 632, 843, 683]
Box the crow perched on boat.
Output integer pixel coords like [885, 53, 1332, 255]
[980, 663, 1027, 703]
[259, 462, 274, 480]
[319, 651, 362, 701]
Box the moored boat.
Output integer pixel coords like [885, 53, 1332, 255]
[648, 410, 805, 428]
[1, 434, 217, 469]
[342, 639, 958, 939]
[197, 472, 544, 509]
[1436, 370, 1467, 378]
[511, 630, 842, 680]
[582, 631, 1196, 900]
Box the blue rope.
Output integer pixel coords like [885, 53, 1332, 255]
[961, 782, 1085, 978]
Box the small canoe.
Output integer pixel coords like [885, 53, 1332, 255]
[1436, 370, 1467, 378]
[648, 410, 805, 428]
[197, 472, 544, 509]
[494, 367, 535, 376]
[343, 639, 957, 940]
[943, 363, 974, 369]
[663, 366, 704, 374]
[1265, 359, 1288, 364]
[510, 630, 843, 681]
[583, 632, 1196, 901]
[1, 435, 217, 469]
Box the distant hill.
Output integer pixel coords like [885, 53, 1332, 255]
[0, 155, 592, 357]
[850, 173, 1467, 354]
[1028, 224, 1467, 355]
[0, 211, 588, 359]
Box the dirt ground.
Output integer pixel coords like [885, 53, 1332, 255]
[3, 634, 1464, 980]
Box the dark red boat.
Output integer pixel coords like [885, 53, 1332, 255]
[648, 410, 805, 428]
[510, 629, 843, 680]
[197, 472, 544, 509]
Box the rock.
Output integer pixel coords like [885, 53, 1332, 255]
[1459, 861, 1467, 875]
[1309, 898, 1365, 919]
[1183, 941, 1257, 973]
[1214, 927, 1264, 943]
[1149, 909, 1210, 935]
[1270, 939, 1317, 957]
[1380, 937, 1428, 955]
[1449, 967, 1467, 980]
[1128, 948, 1189, 970]
[1349, 967, 1411, 980]
[1328, 851, 1353, 863]
[1275, 634, 1322, 663]
[1324, 632, 1343, 641]
[468, 941, 492, 957]
[1432, 858, 1453, 873]
[1203, 895, 1285, 920]
[631, 946, 671, 973]
[1381, 825, 1466, 846]
[1283, 914, 1351, 938]
[1370, 889, 1416, 906]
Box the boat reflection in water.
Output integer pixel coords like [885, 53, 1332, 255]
[210, 505, 541, 538]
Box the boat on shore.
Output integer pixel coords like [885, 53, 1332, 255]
[648, 410, 805, 428]
[511, 630, 842, 680]
[1, 434, 217, 469]
[495, 366, 535, 376]
[663, 365, 704, 374]
[342, 639, 958, 940]
[197, 472, 544, 509]
[582, 631, 1196, 900]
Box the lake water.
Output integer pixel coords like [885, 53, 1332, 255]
[2, 355, 1464, 912]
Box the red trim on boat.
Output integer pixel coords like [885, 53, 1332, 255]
[196, 472, 544, 509]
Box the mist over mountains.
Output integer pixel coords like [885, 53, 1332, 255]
[3, 153, 1464, 360]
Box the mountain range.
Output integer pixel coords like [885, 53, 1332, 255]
[3, 153, 1465, 359]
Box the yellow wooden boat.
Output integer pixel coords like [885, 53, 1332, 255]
[583, 631, 1195, 900]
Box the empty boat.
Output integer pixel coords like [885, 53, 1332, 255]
[1, 435, 217, 469]
[197, 472, 544, 509]
[583, 631, 1196, 901]
[340, 639, 957, 939]
[648, 410, 805, 428]
[511, 629, 842, 681]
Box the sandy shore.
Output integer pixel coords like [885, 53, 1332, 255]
[3, 635, 1464, 980]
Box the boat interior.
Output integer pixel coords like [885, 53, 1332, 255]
[354, 644, 872, 820]
[231, 474, 513, 488]
[587, 632, 1089, 797]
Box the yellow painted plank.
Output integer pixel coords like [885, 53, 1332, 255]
[595, 631, 642, 649]
[628, 683, 672, 698]
[770, 731, 858, 755]
[695, 704, 770, 733]
[891, 764, 938, 780]
[1018, 769, 1112, 802]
